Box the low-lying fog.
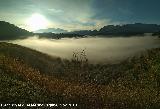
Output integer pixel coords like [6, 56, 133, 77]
[10, 35, 160, 64]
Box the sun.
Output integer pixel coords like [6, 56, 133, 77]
[26, 13, 49, 31]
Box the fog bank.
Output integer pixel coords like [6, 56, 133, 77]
[10, 36, 160, 64]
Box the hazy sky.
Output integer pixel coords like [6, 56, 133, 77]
[0, 0, 160, 31]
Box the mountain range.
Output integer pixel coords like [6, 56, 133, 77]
[35, 28, 68, 33]
[0, 21, 160, 40]
[70, 23, 160, 36]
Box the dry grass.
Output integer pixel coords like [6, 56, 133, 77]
[1, 42, 160, 108]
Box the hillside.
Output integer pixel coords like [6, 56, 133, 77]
[0, 21, 32, 40]
[0, 68, 53, 104]
[1, 42, 160, 108]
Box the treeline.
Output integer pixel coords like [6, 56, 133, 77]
[36, 33, 84, 39]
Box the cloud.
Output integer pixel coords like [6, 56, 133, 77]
[90, 0, 160, 24]
[47, 8, 63, 13]
[1, 0, 160, 31]
[52, 18, 111, 31]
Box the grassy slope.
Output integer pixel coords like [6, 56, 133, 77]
[0, 42, 62, 76]
[0, 42, 160, 109]
[0, 68, 50, 103]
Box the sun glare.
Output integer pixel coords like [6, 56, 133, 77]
[26, 13, 48, 31]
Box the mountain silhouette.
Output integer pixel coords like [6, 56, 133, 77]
[1, 21, 160, 40]
[35, 28, 68, 33]
[0, 21, 32, 40]
[70, 23, 160, 36]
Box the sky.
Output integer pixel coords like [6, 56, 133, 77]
[0, 0, 160, 31]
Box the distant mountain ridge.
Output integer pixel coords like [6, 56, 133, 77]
[0, 21, 32, 40]
[70, 23, 160, 36]
[35, 28, 68, 33]
[1, 21, 160, 40]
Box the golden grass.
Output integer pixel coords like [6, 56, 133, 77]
[1, 54, 160, 109]
[1, 42, 160, 108]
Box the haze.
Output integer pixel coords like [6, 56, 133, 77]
[10, 36, 160, 64]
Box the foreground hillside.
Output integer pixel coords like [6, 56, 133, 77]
[0, 42, 160, 109]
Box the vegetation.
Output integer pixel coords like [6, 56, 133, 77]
[152, 31, 160, 37]
[0, 42, 160, 108]
[36, 33, 84, 39]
